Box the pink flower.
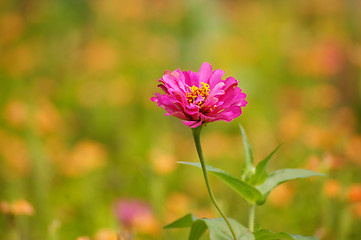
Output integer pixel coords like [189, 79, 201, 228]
[114, 199, 153, 228]
[151, 62, 247, 128]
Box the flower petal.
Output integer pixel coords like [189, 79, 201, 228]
[209, 69, 225, 88]
[198, 62, 213, 84]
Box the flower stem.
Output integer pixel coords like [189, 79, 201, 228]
[248, 204, 255, 232]
[192, 126, 237, 240]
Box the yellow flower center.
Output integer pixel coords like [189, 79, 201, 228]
[186, 82, 210, 106]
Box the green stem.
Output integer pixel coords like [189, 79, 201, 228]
[192, 126, 237, 240]
[248, 204, 255, 232]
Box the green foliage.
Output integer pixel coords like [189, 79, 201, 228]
[173, 127, 324, 240]
[239, 125, 254, 180]
[165, 214, 254, 240]
[256, 169, 326, 201]
[178, 162, 325, 206]
[248, 145, 281, 186]
[178, 161, 264, 204]
[164, 214, 199, 229]
[253, 229, 319, 240]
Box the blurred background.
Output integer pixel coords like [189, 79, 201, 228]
[0, 0, 361, 239]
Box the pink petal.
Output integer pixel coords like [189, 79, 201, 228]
[184, 70, 200, 87]
[182, 120, 203, 128]
[198, 62, 213, 84]
[209, 69, 225, 88]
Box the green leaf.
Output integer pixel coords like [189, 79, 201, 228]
[289, 235, 319, 240]
[239, 125, 254, 179]
[164, 214, 199, 229]
[179, 161, 264, 204]
[253, 229, 293, 240]
[195, 218, 254, 240]
[189, 220, 207, 240]
[248, 145, 281, 186]
[165, 214, 255, 240]
[257, 169, 326, 202]
[253, 229, 319, 240]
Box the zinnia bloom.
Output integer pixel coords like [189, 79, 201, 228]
[151, 62, 247, 128]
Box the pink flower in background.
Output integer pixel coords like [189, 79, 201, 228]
[151, 62, 247, 128]
[114, 199, 160, 235]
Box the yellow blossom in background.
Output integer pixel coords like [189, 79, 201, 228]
[132, 213, 161, 236]
[3, 99, 28, 127]
[94, 229, 118, 240]
[82, 40, 119, 74]
[0, 130, 30, 176]
[323, 179, 342, 198]
[0, 199, 34, 216]
[303, 125, 335, 150]
[268, 183, 294, 208]
[149, 148, 177, 175]
[76, 237, 91, 240]
[305, 155, 322, 172]
[202, 132, 231, 159]
[105, 79, 134, 107]
[352, 203, 361, 218]
[165, 192, 191, 222]
[61, 140, 107, 177]
[331, 107, 357, 136]
[345, 135, 361, 165]
[193, 208, 215, 219]
[2, 44, 38, 77]
[278, 110, 305, 140]
[0, 12, 24, 44]
[11, 199, 35, 216]
[35, 100, 63, 134]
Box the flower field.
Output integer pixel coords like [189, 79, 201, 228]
[0, 0, 361, 239]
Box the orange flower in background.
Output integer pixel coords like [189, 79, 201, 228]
[345, 135, 361, 165]
[0, 199, 34, 216]
[3, 99, 28, 127]
[305, 155, 322, 172]
[61, 140, 107, 177]
[76, 237, 90, 240]
[165, 192, 191, 222]
[289, 39, 345, 77]
[308, 84, 340, 109]
[94, 229, 118, 240]
[278, 110, 305, 140]
[0, 201, 11, 214]
[0, 12, 24, 45]
[149, 148, 177, 175]
[347, 184, 361, 203]
[323, 179, 341, 198]
[330, 107, 357, 136]
[11, 199, 35, 216]
[268, 183, 294, 208]
[2, 44, 38, 77]
[82, 40, 119, 73]
[105, 79, 134, 107]
[352, 203, 361, 218]
[0, 130, 31, 176]
[34, 100, 63, 134]
[303, 125, 335, 150]
[202, 132, 232, 158]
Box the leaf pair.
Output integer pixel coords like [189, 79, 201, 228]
[165, 214, 319, 240]
[178, 162, 325, 205]
[253, 229, 319, 240]
[164, 214, 254, 240]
